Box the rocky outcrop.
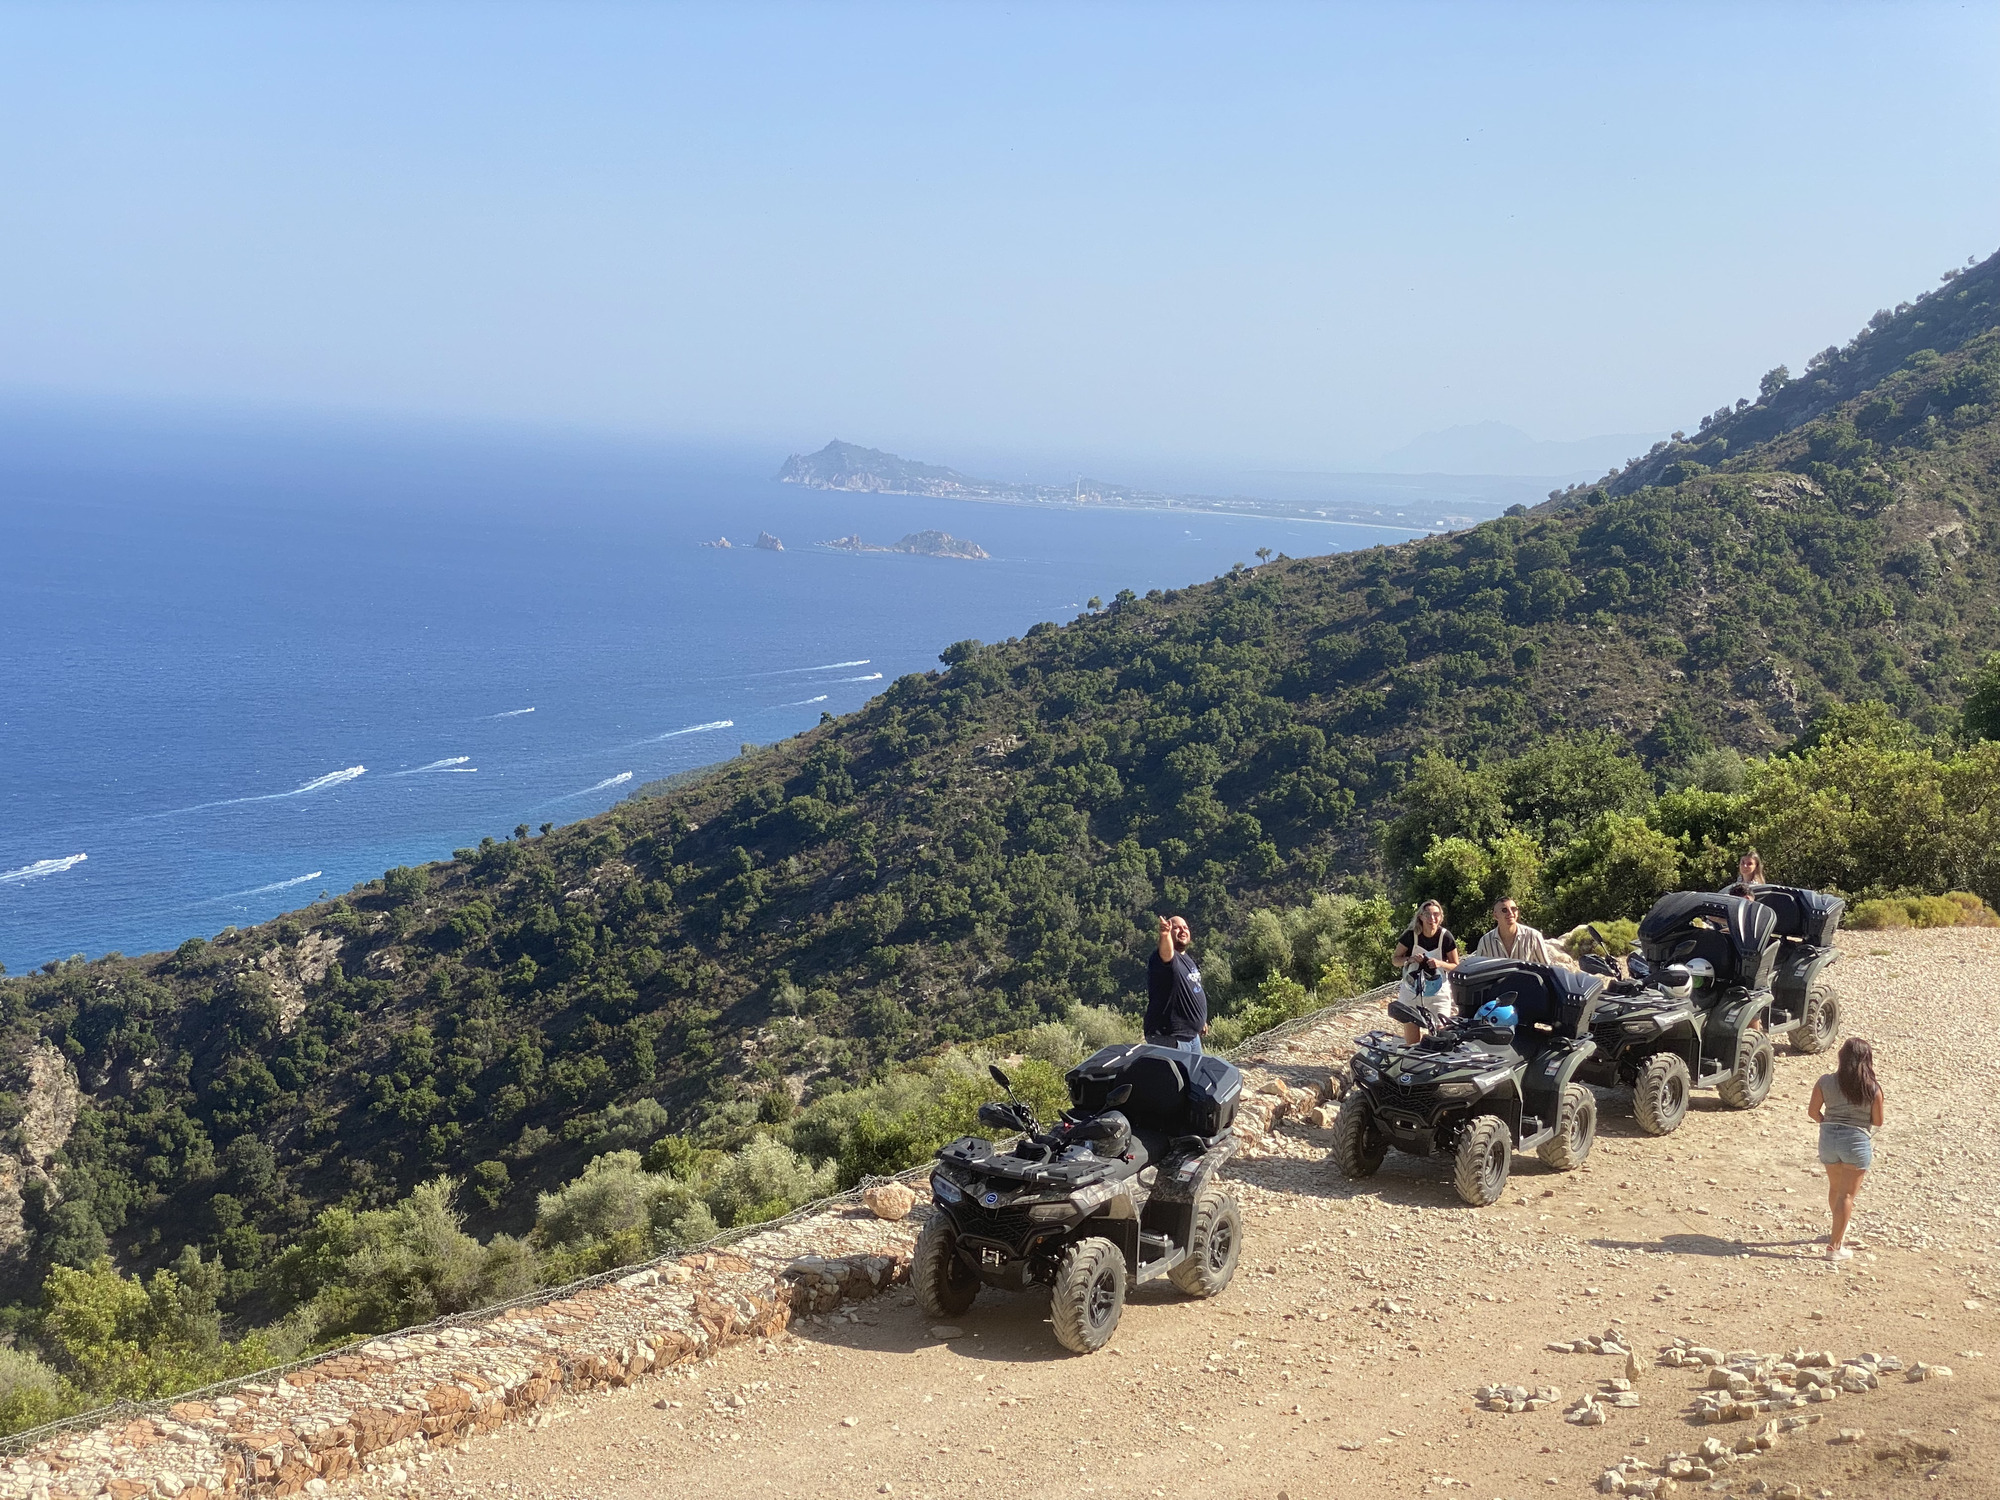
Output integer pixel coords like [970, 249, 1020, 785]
[254, 933, 344, 1035]
[0, 1042, 83, 1260]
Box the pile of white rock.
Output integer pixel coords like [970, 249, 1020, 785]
[1660, 1342, 1913, 1424]
[1473, 1382, 1561, 1414]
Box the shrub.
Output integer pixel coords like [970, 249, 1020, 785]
[1540, 814, 1681, 933]
[274, 1178, 538, 1338]
[704, 1137, 837, 1228]
[1558, 918, 1640, 957]
[1849, 892, 2000, 930]
[0, 1346, 67, 1437]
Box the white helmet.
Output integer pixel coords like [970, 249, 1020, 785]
[1685, 957, 1716, 990]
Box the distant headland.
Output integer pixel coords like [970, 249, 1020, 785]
[776, 439, 1456, 531]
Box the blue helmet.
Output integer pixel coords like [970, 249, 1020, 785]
[1474, 999, 1518, 1028]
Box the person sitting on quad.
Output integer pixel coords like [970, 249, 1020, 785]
[1146, 914, 1209, 1055]
[1473, 896, 1555, 964]
[1391, 899, 1459, 1043]
[1721, 847, 1764, 898]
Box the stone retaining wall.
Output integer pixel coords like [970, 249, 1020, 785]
[1, 1206, 921, 1500]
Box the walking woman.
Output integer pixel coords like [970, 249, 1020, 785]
[1808, 1038, 1884, 1260]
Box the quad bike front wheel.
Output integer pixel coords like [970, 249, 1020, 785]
[1331, 1094, 1388, 1179]
[1051, 1236, 1127, 1354]
[1452, 1116, 1512, 1206]
[912, 1217, 979, 1318]
[1537, 1083, 1598, 1171]
[1632, 1052, 1691, 1136]
[1790, 982, 1842, 1055]
[1169, 1188, 1242, 1297]
[1716, 1029, 1775, 1110]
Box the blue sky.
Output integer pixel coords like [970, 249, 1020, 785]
[1, 1, 1996, 474]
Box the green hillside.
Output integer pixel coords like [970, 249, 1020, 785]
[1, 250, 1998, 1385]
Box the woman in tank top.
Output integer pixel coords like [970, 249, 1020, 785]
[1807, 1037, 1885, 1260]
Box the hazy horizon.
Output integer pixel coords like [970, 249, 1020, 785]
[2, 2, 1996, 476]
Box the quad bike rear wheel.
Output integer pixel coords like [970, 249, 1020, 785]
[1716, 1029, 1775, 1110]
[1169, 1188, 1242, 1297]
[912, 1216, 979, 1318]
[1452, 1116, 1512, 1206]
[1051, 1236, 1127, 1354]
[1790, 982, 1842, 1055]
[1632, 1052, 1691, 1136]
[1537, 1083, 1598, 1170]
[1331, 1094, 1388, 1179]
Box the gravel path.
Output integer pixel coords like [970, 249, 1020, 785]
[423, 927, 2000, 1500]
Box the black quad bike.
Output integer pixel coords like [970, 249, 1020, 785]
[1577, 890, 1786, 1135]
[1330, 957, 1603, 1207]
[914, 1043, 1245, 1354]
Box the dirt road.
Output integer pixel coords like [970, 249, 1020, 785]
[427, 927, 2000, 1500]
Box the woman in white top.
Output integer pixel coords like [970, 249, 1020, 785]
[1807, 1037, 1885, 1260]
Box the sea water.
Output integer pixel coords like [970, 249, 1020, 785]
[0, 407, 1457, 970]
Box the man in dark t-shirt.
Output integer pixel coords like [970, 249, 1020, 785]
[1145, 914, 1208, 1054]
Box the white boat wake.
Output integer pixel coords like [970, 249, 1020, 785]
[145, 766, 366, 818]
[215, 871, 323, 900]
[0, 853, 87, 885]
[391, 757, 475, 776]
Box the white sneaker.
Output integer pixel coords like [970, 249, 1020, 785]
[1828, 1245, 1853, 1261]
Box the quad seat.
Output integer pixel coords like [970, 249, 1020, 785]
[1447, 957, 1603, 1045]
[1638, 891, 1780, 992]
[1067, 1044, 1242, 1165]
[1746, 884, 1845, 947]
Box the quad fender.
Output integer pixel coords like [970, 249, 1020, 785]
[1702, 990, 1772, 1065]
[1141, 1137, 1235, 1253]
[1520, 1038, 1596, 1140]
[1772, 946, 1840, 1016]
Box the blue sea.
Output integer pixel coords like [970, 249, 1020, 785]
[0, 402, 1490, 972]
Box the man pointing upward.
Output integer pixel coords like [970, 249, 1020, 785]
[1146, 914, 1209, 1055]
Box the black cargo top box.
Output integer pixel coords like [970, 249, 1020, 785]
[1749, 884, 1846, 947]
[1638, 891, 1779, 990]
[1449, 957, 1603, 1041]
[1066, 1043, 1241, 1139]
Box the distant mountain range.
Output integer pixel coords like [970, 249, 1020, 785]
[1373, 421, 1667, 477]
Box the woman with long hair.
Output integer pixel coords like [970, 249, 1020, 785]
[1807, 1037, 1885, 1260]
[1391, 899, 1459, 1043]
[1722, 847, 1764, 896]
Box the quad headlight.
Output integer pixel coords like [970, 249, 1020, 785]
[1026, 1200, 1076, 1222]
[1353, 1060, 1380, 1082]
[1434, 1080, 1479, 1098]
[930, 1172, 963, 1203]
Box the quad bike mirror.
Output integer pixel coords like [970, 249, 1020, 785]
[1107, 1083, 1133, 1106]
[988, 1064, 1012, 1091]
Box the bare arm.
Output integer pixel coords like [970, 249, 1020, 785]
[1872, 1085, 1885, 1128]
[1157, 916, 1175, 964]
[1807, 1079, 1824, 1123]
[1392, 941, 1413, 969]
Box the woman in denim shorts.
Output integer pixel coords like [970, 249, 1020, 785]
[1808, 1038, 1885, 1260]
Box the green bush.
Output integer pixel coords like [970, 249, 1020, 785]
[273, 1178, 538, 1339]
[1540, 814, 1682, 933]
[1848, 892, 2000, 930]
[0, 1346, 68, 1436]
[703, 1137, 837, 1228]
